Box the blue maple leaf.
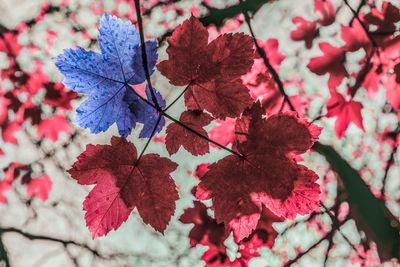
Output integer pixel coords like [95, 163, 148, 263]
[53, 14, 163, 138]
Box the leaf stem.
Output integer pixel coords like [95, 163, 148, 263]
[163, 112, 245, 159]
[136, 115, 162, 163]
[164, 81, 193, 112]
[126, 84, 157, 109]
[134, 0, 160, 110]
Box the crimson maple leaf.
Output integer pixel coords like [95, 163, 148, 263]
[307, 42, 348, 90]
[157, 15, 254, 119]
[166, 110, 213, 155]
[26, 174, 53, 202]
[36, 114, 71, 143]
[68, 136, 178, 238]
[314, 0, 336, 26]
[197, 103, 321, 241]
[290, 17, 318, 49]
[326, 91, 365, 138]
[341, 19, 370, 52]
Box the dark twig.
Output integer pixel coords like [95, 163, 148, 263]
[164, 81, 193, 112]
[136, 115, 162, 162]
[0, 227, 120, 260]
[239, 0, 295, 112]
[320, 202, 364, 257]
[284, 230, 334, 267]
[349, 0, 366, 26]
[0, 234, 10, 267]
[343, 0, 379, 53]
[134, 0, 160, 110]
[158, 0, 273, 44]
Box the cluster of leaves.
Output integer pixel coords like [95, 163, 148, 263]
[2, 0, 400, 265]
[0, 5, 80, 203]
[293, 0, 400, 138]
[55, 10, 323, 265]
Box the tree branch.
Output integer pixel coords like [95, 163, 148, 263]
[313, 142, 400, 261]
[158, 0, 274, 43]
[0, 227, 120, 261]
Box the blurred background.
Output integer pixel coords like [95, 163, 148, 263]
[0, 0, 399, 266]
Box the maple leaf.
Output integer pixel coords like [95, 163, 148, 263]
[0, 162, 46, 203]
[36, 114, 71, 143]
[68, 136, 178, 238]
[364, 2, 400, 34]
[256, 39, 286, 68]
[290, 17, 318, 49]
[0, 32, 23, 57]
[54, 14, 161, 138]
[314, 0, 336, 26]
[197, 103, 321, 240]
[341, 19, 370, 52]
[1, 121, 22, 144]
[26, 174, 53, 202]
[157, 15, 254, 119]
[166, 110, 213, 156]
[43, 82, 77, 110]
[179, 201, 229, 247]
[208, 118, 236, 149]
[326, 91, 365, 138]
[307, 42, 348, 90]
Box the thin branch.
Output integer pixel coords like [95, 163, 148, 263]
[343, 0, 379, 53]
[0, 234, 10, 267]
[239, 0, 295, 112]
[284, 230, 334, 267]
[320, 202, 364, 257]
[158, 0, 273, 44]
[0, 227, 120, 260]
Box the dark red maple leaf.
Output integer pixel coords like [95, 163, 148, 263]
[179, 201, 229, 247]
[1, 121, 22, 144]
[24, 105, 42, 126]
[364, 2, 400, 34]
[157, 15, 254, 119]
[43, 82, 77, 110]
[166, 110, 213, 156]
[307, 42, 348, 90]
[290, 17, 318, 49]
[197, 103, 321, 241]
[68, 136, 179, 238]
